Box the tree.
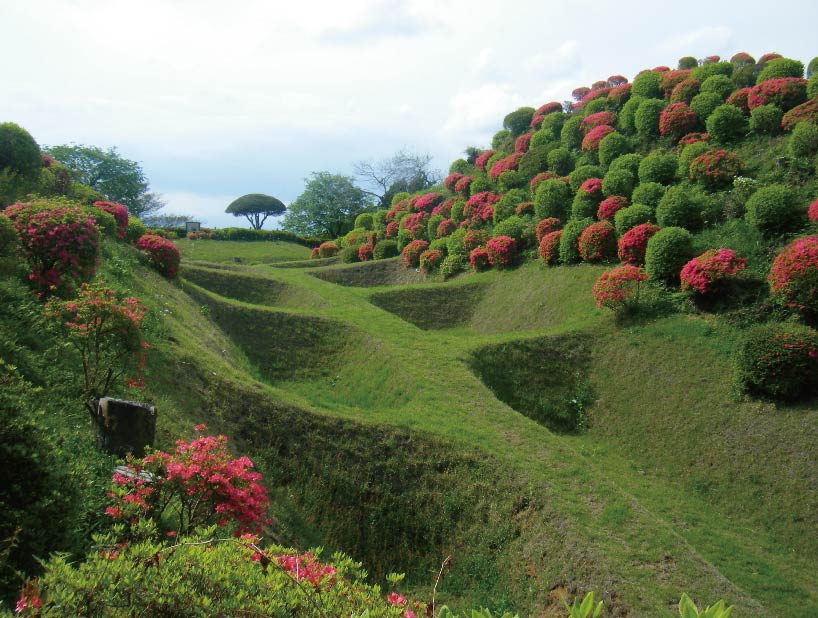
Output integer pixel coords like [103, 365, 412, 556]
[43, 144, 164, 218]
[0, 122, 41, 179]
[225, 193, 286, 229]
[282, 172, 372, 238]
[353, 149, 441, 209]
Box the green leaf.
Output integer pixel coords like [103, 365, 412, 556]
[679, 593, 700, 618]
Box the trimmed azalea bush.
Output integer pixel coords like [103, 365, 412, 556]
[547, 147, 575, 175]
[659, 69, 692, 96]
[656, 183, 709, 230]
[745, 183, 803, 236]
[439, 253, 466, 278]
[614, 203, 655, 235]
[768, 235, 818, 314]
[593, 265, 648, 312]
[469, 246, 490, 271]
[340, 245, 361, 263]
[659, 103, 698, 141]
[634, 98, 666, 138]
[572, 179, 602, 219]
[354, 212, 374, 230]
[568, 165, 603, 191]
[535, 217, 562, 240]
[749, 104, 783, 135]
[125, 217, 146, 244]
[809, 73, 818, 98]
[631, 182, 666, 209]
[538, 230, 562, 265]
[691, 61, 733, 83]
[493, 189, 527, 223]
[582, 125, 615, 153]
[608, 153, 642, 177]
[504, 107, 536, 135]
[689, 149, 743, 190]
[644, 226, 694, 284]
[357, 242, 374, 262]
[93, 201, 128, 239]
[677, 141, 711, 178]
[560, 116, 584, 150]
[618, 222, 661, 266]
[757, 58, 805, 84]
[632, 70, 662, 99]
[690, 92, 723, 122]
[578, 220, 617, 262]
[602, 169, 635, 198]
[781, 98, 818, 131]
[700, 74, 734, 100]
[598, 132, 631, 167]
[670, 78, 701, 105]
[419, 248, 443, 273]
[597, 195, 629, 220]
[618, 95, 644, 133]
[318, 241, 339, 258]
[735, 322, 818, 401]
[705, 104, 748, 142]
[789, 121, 818, 158]
[534, 178, 572, 220]
[638, 152, 678, 184]
[486, 235, 517, 268]
[748, 77, 807, 111]
[559, 217, 594, 264]
[401, 239, 429, 268]
[493, 215, 532, 248]
[680, 248, 746, 295]
[726, 87, 754, 114]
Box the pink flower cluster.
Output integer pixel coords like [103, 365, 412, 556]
[436, 218, 456, 238]
[486, 235, 517, 268]
[578, 221, 617, 262]
[94, 201, 129, 239]
[659, 103, 698, 141]
[538, 230, 562, 265]
[469, 246, 490, 271]
[318, 241, 338, 257]
[475, 150, 496, 171]
[579, 178, 603, 198]
[680, 248, 746, 294]
[592, 265, 647, 311]
[535, 217, 562, 241]
[401, 239, 429, 268]
[514, 133, 532, 153]
[607, 83, 632, 106]
[581, 125, 615, 151]
[413, 192, 445, 213]
[581, 112, 617, 134]
[659, 69, 693, 96]
[276, 552, 338, 587]
[669, 78, 701, 105]
[462, 229, 489, 253]
[530, 171, 558, 192]
[444, 173, 464, 191]
[136, 234, 181, 278]
[489, 152, 524, 179]
[597, 196, 629, 220]
[678, 132, 710, 146]
[419, 248, 443, 272]
[689, 149, 743, 189]
[358, 242, 374, 262]
[618, 223, 660, 266]
[726, 87, 754, 114]
[808, 199, 818, 222]
[748, 78, 808, 111]
[782, 98, 818, 132]
[454, 176, 473, 194]
[463, 191, 500, 223]
[768, 235, 818, 313]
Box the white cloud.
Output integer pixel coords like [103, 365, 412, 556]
[660, 26, 733, 56]
[441, 84, 526, 144]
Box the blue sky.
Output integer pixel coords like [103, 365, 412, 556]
[3, 0, 818, 227]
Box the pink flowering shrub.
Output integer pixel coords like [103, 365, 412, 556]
[582, 87, 611, 104]
[538, 230, 562, 265]
[317, 241, 338, 257]
[486, 235, 517, 268]
[659, 103, 698, 141]
[597, 196, 629, 220]
[579, 177, 603, 199]
[537, 101, 563, 116]
[670, 78, 701, 104]
[572, 87, 591, 101]
[385, 221, 399, 239]
[444, 173, 464, 191]
[578, 220, 617, 262]
[726, 87, 754, 114]
[275, 552, 338, 588]
[781, 97, 818, 131]
[678, 132, 711, 146]
[607, 83, 632, 107]
[592, 265, 648, 311]
[680, 248, 746, 294]
[106, 428, 270, 537]
[3, 200, 100, 297]
[514, 133, 533, 153]
[136, 234, 181, 278]
[310, 247, 320, 259]
[489, 152, 524, 179]
[386, 199, 409, 222]
[659, 69, 693, 96]
[618, 222, 661, 266]
[581, 112, 617, 134]
[401, 239, 429, 268]
[94, 201, 129, 239]
[454, 175, 474, 195]
[689, 149, 743, 190]
[535, 217, 562, 241]
[468, 246, 489, 271]
[400, 212, 428, 239]
[582, 125, 615, 151]
[357, 242, 374, 262]
[431, 198, 454, 218]
[419, 248, 443, 272]
[436, 217, 456, 238]
[463, 229, 489, 253]
[748, 78, 808, 111]
[808, 199, 818, 222]
[475, 150, 496, 171]
[759, 52, 783, 65]
[412, 192, 445, 213]
[530, 171, 558, 192]
[768, 235, 818, 314]
[463, 191, 500, 223]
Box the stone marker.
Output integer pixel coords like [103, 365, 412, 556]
[95, 398, 156, 458]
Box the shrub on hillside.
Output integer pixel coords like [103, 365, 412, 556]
[670, 78, 701, 105]
[781, 98, 818, 132]
[748, 78, 808, 111]
[578, 220, 617, 262]
[656, 183, 709, 230]
[638, 152, 678, 185]
[559, 217, 594, 264]
[401, 239, 429, 268]
[560, 116, 584, 150]
[530, 171, 558, 193]
[515, 201, 535, 216]
[635, 99, 666, 138]
[93, 201, 128, 239]
[488, 152, 524, 179]
[659, 103, 698, 142]
[618, 96, 643, 134]
[453, 175, 473, 195]
[597, 195, 629, 220]
[789, 121, 818, 158]
[0, 214, 16, 254]
[597, 132, 631, 167]
[439, 253, 466, 278]
[659, 69, 692, 96]
[809, 73, 818, 99]
[607, 82, 632, 107]
[572, 178, 603, 219]
[534, 178, 572, 220]
[340, 245, 361, 264]
[689, 92, 723, 123]
[593, 265, 648, 312]
[469, 246, 490, 271]
[581, 125, 615, 153]
[689, 149, 743, 190]
[354, 212, 374, 230]
[474, 150, 495, 171]
[678, 56, 698, 70]
[493, 189, 527, 223]
[601, 169, 635, 198]
[680, 248, 746, 295]
[756, 58, 805, 84]
[700, 75, 733, 100]
[538, 111, 566, 140]
[614, 204, 655, 235]
[124, 216, 146, 244]
[463, 191, 500, 224]
[546, 147, 575, 175]
[568, 165, 603, 192]
[745, 183, 803, 236]
[768, 235, 818, 315]
[749, 104, 784, 134]
[632, 71, 662, 99]
[493, 215, 532, 248]
[644, 226, 694, 284]
[136, 234, 180, 278]
[538, 230, 562, 265]
[486, 235, 517, 268]
[535, 217, 562, 240]
[631, 182, 666, 210]
[372, 239, 398, 260]
[705, 104, 748, 142]
[618, 222, 661, 266]
[677, 141, 711, 178]
[318, 241, 339, 258]
[357, 242, 374, 262]
[735, 322, 818, 401]
[581, 111, 617, 134]
[503, 107, 536, 136]
[608, 153, 642, 177]
[726, 87, 754, 114]
[419, 248, 443, 273]
[691, 61, 733, 82]
[435, 217, 456, 239]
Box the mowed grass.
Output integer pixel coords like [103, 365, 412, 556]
[174, 254, 818, 616]
[175, 238, 312, 264]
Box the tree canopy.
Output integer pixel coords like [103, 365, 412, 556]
[353, 149, 441, 209]
[0, 122, 41, 180]
[281, 172, 372, 238]
[43, 144, 164, 218]
[225, 193, 286, 229]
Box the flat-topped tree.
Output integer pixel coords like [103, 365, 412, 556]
[225, 193, 286, 229]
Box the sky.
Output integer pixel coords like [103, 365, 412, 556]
[3, 0, 818, 228]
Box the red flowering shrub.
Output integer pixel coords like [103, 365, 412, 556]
[731, 52, 755, 65]
[444, 173, 464, 191]
[678, 132, 711, 146]
[582, 87, 611, 105]
[3, 200, 100, 296]
[475, 150, 496, 171]
[597, 196, 629, 220]
[454, 175, 474, 195]
[689, 149, 743, 190]
[530, 171, 558, 192]
[514, 133, 532, 153]
[431, 199, 454, 218]
[572, 87, 591, 101]
[748, 78, 808, 111]
[618, 222, 661, 266]
[537, 101, 563, 116]
[386, 199, 410, 222]
[593, 265, 648, 311]
[384, 221, 399, 239]
[463, 229, 489, 253]
[413, 192, 445, 213]
[726, 87, 754, 114]
[400, 212, 428, 239]
[680, 248, 746, 294]
[514, 201, 535, 216]
[582, 125, 615, 151]
[136, 234, 180, 278]
[489, 152, 524, 179]
[670, 78, 701, 104]
[581, 111, 617, 134]
[357, 242, 374, 262]
[659, 103, 698, 141]
[768, 235, 818, 314]
[608, 75, 628, 86]
[419, 248, 443, 273]
[659, 69, 693, 96]
[535, 217, 562, 241]
[106, 429, 270, 536]
[578, 220, 617, 262]
[579, 177, 603, 197]
[463, 191, 500, 223]
[436, 217, 456, 238]
[94, 201, 129, 239]
[608, 83, 632, 107]
[809, 199, 818, 222]
[781, 97, 818, 131]
[486, 235, 517, 268]
[318, 241, 339, 257]
[469, 246, 490, 271]
[538, 230, 562, 265]
[401, 239, 429, 268]
[310, 247, 320, 259]
[759, 52, 783, 65]
[653, 65, 671, 72]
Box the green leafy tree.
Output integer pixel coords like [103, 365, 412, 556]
[43, 144, 164, 217]
[282, 172, 373, 238]
[225, 193, 286, 229]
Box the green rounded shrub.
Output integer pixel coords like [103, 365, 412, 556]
[534, 179, 571, 220]
[559, 217, 594, 264]
[634, 98, 666, 138]
[602, 169, 635, 198]
[568, 165, 603, 192]
[631, 182, 666, 210]
[756, 58, 805, 84]
[638, 152, 678, 184]
[614, 204, 655, 235]
[0, 214, 16, 254]
[700, 74, 734, 99]
[749, 104, 784, 135]
[608, 153, 643, 177]
[0, 122, 41, 179]
[493, 215, 534, 248]
[656, 184, 707, 230]
[677, 141, 711, 177]
[691, 61, 733, 82]
[598, 132, 631, 167]
[745, 183, 803, 236]
[808, 72, 818, 99]
[735, 322, 818, 400]
[354, 213, 374, 230]
[618, 96, 644, 134]
[470, 175, 490, 194]
[706, 104, 749, 142]
[547, 147, 575, 175]
[571, 190, 599, 219]
[518, 144, 552, 179]
[583, 98, 609, 115]
[440, 253, 466, 279]
[539, 112, 566, 140]
[494, 189, 528, 223]
[503, 107, 536, 136]
[678, 56, 698, 70]
[125, 216, 147, 244]
[491, 130, 513, 153]
[809, 56, 818, 78]
[373, 239, 399, 259]
[644, 226, 695, 284]
[391, 192, 411, 206]
[632, 71, 662, 99]
[690, 92, 723, 122]
[340, 245, 361, 263]
[560, 116, 583, 150]
[789, 121, 818, 158]
[449, 158, 471, 175]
